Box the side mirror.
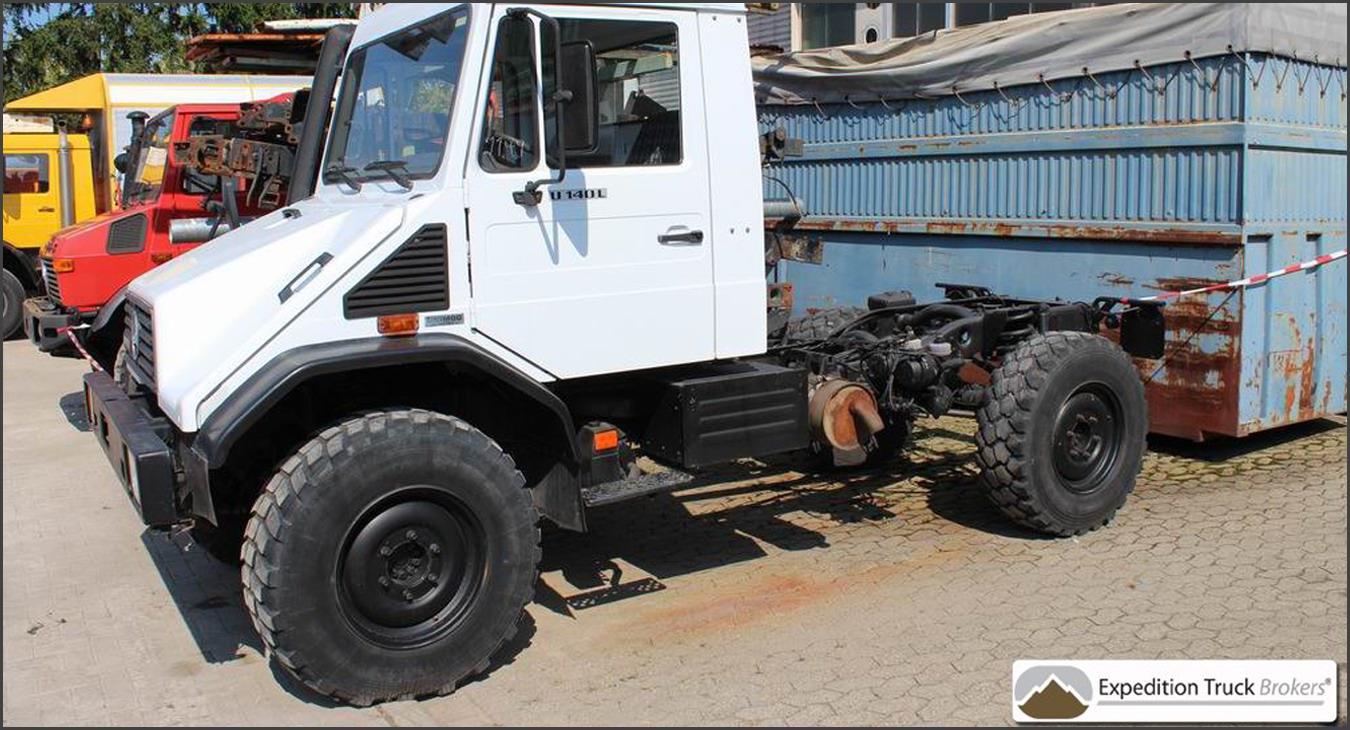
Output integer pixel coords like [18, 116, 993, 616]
[559, 40, 598, 154]
[113, 152, 128, 174]
[512, 8, 572, 206]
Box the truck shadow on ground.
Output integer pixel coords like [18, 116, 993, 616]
[138, 529, 538, 706]
[1146, 417, 1343, 462]
[59, 391, 90, 432]
[535, 426, 1051, 615]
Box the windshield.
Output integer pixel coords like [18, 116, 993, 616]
[323, 7, 470, 185]
[130, 112, 173, 203]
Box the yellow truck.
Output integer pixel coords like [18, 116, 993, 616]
[2, 72, 307, 337]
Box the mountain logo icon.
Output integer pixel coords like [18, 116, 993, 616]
[1014, 665, 1093, 720]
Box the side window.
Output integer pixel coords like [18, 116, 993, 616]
[480, 15, 539, 172]
[546, 19, 681, 168]
[3, 154, 50, 194]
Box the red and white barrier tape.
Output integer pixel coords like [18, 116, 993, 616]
[1124, 249, 1346, 304]
[57, 325, 104, 373]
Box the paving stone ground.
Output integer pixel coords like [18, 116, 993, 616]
[3, 340, 1346, 725]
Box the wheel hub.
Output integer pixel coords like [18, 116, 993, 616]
[339, 497, 482, 642]
[1052, 386, 1122, 493]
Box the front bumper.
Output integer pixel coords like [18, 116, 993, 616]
[23, 297, 88, 353]
[83, 372, 180, 527]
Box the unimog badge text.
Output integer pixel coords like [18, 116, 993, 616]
[550, 188, 607, 201]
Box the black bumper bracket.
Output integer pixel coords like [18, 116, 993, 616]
[83, 372, 180, 527]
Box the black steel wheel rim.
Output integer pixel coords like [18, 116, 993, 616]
[1051, 384, 1123, 493]
[337, 487, 486, 649]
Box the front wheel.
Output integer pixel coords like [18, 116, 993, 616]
[242, 409, 540, 705]
[1, 269, 25, 340]
[974, 331, 1147, 536]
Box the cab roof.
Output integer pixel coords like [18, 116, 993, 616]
[5, 73, 308, 113]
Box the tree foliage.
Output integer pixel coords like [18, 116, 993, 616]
[2, 3, 356, 102]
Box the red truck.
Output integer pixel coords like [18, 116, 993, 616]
[24, 92, 304, 366]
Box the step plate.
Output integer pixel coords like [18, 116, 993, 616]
[581, 468, 696, 507]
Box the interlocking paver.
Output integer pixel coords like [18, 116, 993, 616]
[3, 341, 1346, 725]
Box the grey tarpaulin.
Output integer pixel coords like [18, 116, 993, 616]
[753, 3, 1348, 105]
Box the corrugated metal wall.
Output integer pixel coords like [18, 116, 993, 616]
[762, 53, 1348, 439]
[747, 6, 792, 50]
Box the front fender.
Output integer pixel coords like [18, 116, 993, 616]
[191, 334, 585, 530]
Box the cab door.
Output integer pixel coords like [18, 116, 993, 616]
[465, 6, 714, 380]
[2, 147, 61, 250]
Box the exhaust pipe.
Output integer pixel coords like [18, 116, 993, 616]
[763, 196, 806, 221]
[168, 217, 254, 245]
[56, 122, 76, 228]
[288, 24, 356, 202]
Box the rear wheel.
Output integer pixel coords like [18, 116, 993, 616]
[2, 269, 25, 340]
[242, 409, 540, 705]
[975, 331, 1146, 536]
[783, 306, 866, 343]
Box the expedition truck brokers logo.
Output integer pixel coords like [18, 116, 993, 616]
[1011, 660, 1337, 723]
[1014, 666, 1091, 719]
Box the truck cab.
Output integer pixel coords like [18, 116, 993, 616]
[2, 126, 97, 337]
[82, 2, 1154, 705]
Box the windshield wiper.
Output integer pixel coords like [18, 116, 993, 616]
[363, 160, 414, 190]
[325, 163, 363, 191]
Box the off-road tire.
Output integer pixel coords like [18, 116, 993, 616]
[783, 307, 866, 343]
[2, 269, 25, 340]
[241, 409, 540, 705]
[975, 331, 1147, 536]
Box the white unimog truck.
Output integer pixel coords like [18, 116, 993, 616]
[85, 2, 1165, 704]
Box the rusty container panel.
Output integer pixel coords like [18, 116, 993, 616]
[762, 54, 1347, 439]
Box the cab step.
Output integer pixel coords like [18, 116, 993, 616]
[580, 467, 696, 507]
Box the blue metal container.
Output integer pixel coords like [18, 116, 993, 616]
[762, 54, 1347, 440]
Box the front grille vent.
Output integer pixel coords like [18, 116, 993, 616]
[343, 224, 449, 319]
[41, 259, 61, 304]
[107, 214, 148, 254]
[123, 301, 155, 390]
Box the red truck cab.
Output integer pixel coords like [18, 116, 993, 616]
[24, 100, 285, 355]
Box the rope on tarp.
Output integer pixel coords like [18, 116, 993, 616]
[771, 48, 1344, 131]
[1038, 73, 1075, 104]
[991, 81, 1029, 122]
[1185, 51, 1221, 92]
[1273, 54, 1296, 92]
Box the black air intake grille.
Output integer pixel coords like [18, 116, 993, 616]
[123, 301, 155, 390]
[41, 259, 61, 304]
[107, 214, 148, 254]
[343, 224, 449, 319]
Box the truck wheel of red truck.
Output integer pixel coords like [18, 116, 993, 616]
[975, 331, 1147, 537]
[241, 409, 540, 705]
[2, 269, 24, 339]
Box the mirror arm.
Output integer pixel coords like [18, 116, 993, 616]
[508, 8, 570, 207]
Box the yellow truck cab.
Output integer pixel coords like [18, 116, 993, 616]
[2, 72, 308, 338]
[2, 119, 97, 337]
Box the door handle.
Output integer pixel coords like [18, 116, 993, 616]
[658, 229, 704, 246]
[38, 206, 56, 213]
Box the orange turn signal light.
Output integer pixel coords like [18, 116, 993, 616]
[592, 429, 620, 453]
[377, 313, 419, 336]
[52, 258, 76, 273]
[150, 253, 174, 264]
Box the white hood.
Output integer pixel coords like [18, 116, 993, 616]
[129, 197, 405, 430]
